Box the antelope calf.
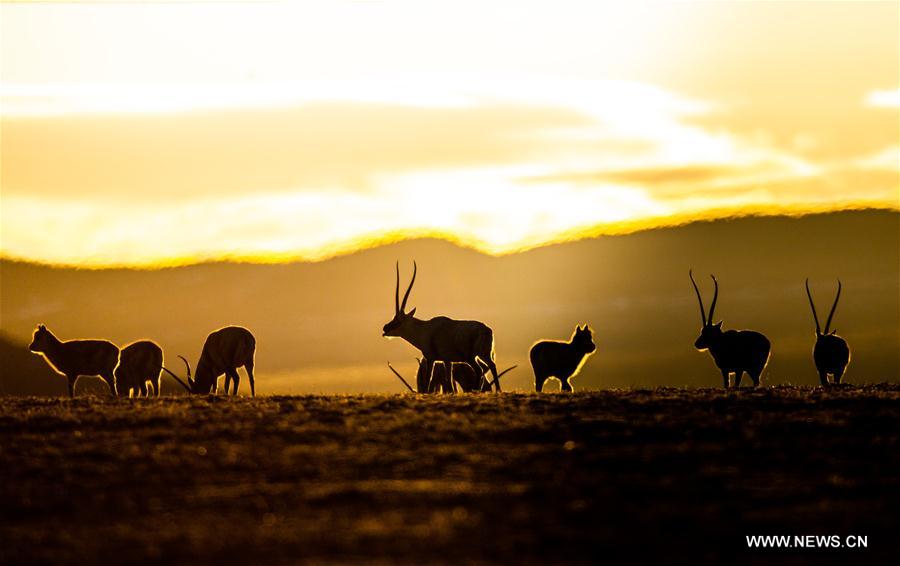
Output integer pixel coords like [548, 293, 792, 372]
[806, 279, 851, 385]
[530, 325, 596, 392]
[28, 324, 119, 397]
[690, 271, 770, 387]
[174, 326, 257, 395]
[114, 341, 164, 397]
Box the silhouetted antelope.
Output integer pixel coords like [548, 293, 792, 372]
[113, 340, 190, 397]
[388, 358, 448, 393]
[382, 261, 502, 391]
[389, 358, 516, 393]
[115, 341, 164, 397]
[28, 324, 119, 397]
[173, 326, 257, 395]
[448, 360, 486, 392]
[805, 279, 851, 385]
[530, 325, 596, 392]
[690, 271, 770, 387]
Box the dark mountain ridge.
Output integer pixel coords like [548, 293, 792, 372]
[2, 210, 897, 393]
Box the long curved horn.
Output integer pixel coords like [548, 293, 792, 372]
[805, 278, 821, 335]
[824, 279, 841, 334]
[400, 260, 417, 313]
[177, 355, 192, 378]
[708, 274, 719, 324]
[394, 261, 400, 314]
[486, 365, 518, 388]
[496, 365, 517, 381]
[689, 270, 707, 325]
[387, 362, 416, 393]
[160, 365, 191, 393]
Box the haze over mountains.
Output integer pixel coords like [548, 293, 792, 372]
[2, 210, 897, 395]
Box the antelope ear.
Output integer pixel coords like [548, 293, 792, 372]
[407, 307, 416, 317]
[714, 321, 723, 329]
[830, 329, 837, 335]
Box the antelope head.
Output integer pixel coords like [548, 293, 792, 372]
[690, 270, 722, 351]
[806, 278, 841, 338]
[177, 355, 218, 394]
[572, 325, 597, 354]
[28, 324, 51, 353]
[382, 261, 418, 338]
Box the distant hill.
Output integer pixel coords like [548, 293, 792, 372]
[1, 210, 897, 394]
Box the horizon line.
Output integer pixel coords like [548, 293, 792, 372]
[2, 204, 897, 271]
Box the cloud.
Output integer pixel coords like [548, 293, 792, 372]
[1, 101, 591, 202]
[2, 75, 897, 266]
[520, 165, 744, 187]
[866, 89, 900, 108]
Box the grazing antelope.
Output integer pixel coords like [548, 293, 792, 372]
[28, 324, 119, 398]
[114, 341, 163, 397]
[114, 340, 189, 397]
[690, 271, 770, 388]
[805, 279, 851, 385]
[382, 261, 502, 391]
[428, 359, 515, 393]
[388, 358, 516, 393]
[447, 360, 487, 393]
[530, 325, 596, 392]
[174, 326, 257, 396]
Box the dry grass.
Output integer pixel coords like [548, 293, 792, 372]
[1, 385, 898, 564]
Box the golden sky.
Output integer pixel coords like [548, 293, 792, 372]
[1, 1, 898, 267]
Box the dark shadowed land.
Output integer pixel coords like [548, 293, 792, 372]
[2, 210, 898, 394]
[1, 387, 898, 565]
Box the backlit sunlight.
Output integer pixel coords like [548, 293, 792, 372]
[1, 1, 897, 267]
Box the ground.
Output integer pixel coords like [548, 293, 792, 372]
[1, 386, 898, 564]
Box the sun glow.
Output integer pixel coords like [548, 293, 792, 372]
[1, 1, 898, 267]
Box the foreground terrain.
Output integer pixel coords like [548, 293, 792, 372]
[1, 386, 898, 564]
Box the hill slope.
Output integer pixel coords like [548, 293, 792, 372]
[2, 210, 897, 393]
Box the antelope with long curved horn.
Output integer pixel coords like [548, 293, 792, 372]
[805, 279, 851, 385]
[689, 271, 771, 388]
[382, 261, 502, 392]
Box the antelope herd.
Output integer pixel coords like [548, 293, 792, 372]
[26, 264, 852, 397]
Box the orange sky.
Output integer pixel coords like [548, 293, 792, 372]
[1, 1, 898, 267]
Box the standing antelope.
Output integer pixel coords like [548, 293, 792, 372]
[530, 325, 596, 392]
[805, 279, 851, 385]
[174, 326, 257, 396]
[689, 271, 770, 388]
[28, 324, 119, 397]
[382, 261, 502, 392]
